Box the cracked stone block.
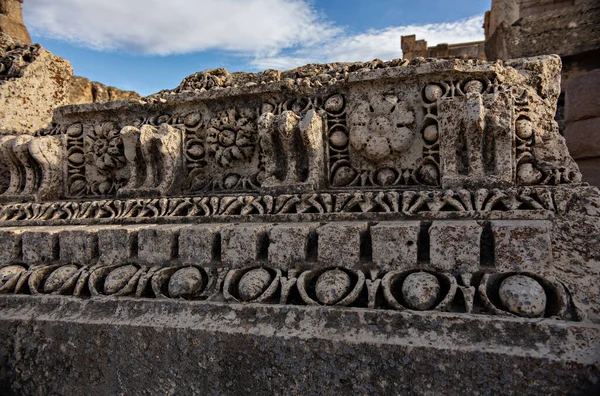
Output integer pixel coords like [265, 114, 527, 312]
[0, 227, 25, 264]
[180, 224, 232, 266]
[371, 221, 420, 271]
[221, 224, 272, 267]
[59, 227, 99, 265]
[268, 223, 319, 268]
[317, 222, 368, 267]
[138, 225, 187, 266]
[429, 221, 482, 272]
[491, 220, 553, 272]
[22, 227, 63, 264]
[97, 225, 152, 265]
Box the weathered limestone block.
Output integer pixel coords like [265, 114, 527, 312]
[179, 224, 232, 266]
[97, 225, 152, 265]
[58, 227, 99, 265]
[138, 225, 187, 265]
[118, 123, 183, 197]
[371, 221, 419, 270]
[429, 221, 482, 272]
[221, 223, 272, 267]
[317, 222, 368, 267]
[0, 34, 72, 135]
[491, 220, 553, 273]
[0, 226, 24, 264]
[268, 223, 319, 268]
[21, 227, 63, 264]
[0, 0, 30, 43]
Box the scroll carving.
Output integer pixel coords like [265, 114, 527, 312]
[118, 124, 183, 197]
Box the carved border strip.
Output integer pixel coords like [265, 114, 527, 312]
[0, 187, 581, 224]
[0, 263, 581, 322]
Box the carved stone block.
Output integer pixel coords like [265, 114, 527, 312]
[179, 224, 232, 266]
[97, 225, 151, 265]
[138, 225, 187, 265]
[221, 223, 272, 267]
[371, 221, 420, 271]
[491, 220, 553, 272]
[0, 227, 24, 264]
[21, 227, 62, 264]
[429, 221, 482, 272]
[268, 223, 319, 268]
[317, 222, 368, 267]
[58, 227, 99, 265]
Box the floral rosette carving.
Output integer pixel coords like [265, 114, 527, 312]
[349, 95, 416, 161]
[206, 108, 257, 167]
[84, 122, 127, 195]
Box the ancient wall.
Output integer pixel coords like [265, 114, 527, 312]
[0, 55, 598, 394]
[401, 35, 485, 61]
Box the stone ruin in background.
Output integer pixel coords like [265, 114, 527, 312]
[0, 49, 598, 394]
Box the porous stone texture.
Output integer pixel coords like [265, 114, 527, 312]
[498, 274, 547, 318]
[0, 0, 30, 43]
[58, 227, 99, 265]
[21, 227, 62, 264]
[179, 224, 231, 266]
[491, 220, 553, 273]
[221, 224, 271, 267]
[0, 33, 72, 135]
[0, 226, 24, 264]
[97, 225, 148, 265]
[317, 222, 368, 267]
[429, 221, 482, 272]
[371, 221, 419, 270]
[138, 225, 186, 266]
[268, 223, 318, 268]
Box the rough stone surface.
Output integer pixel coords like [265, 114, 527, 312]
[429, 221, 482, 272]
[138, 225, 186, 265]
[179, 224, 231, 266]
[0, 34, 72, 135]
[268, 223, 318, 268]
[0, 0, 30, 43]
[97, 225, 149, 265]
[317, 222, 367, 267]
[0, 227, 23, 264]
[58, 227, 99, 265]
[498, 274, 547, 318]
[0, 297, 599, 395]
[21, 227, 62, 264]
[371, 221, 419, 270]
[69, 76, 140, 105]
[221, 224, 271, 267]
[491, 221, 553, 273]
[401, 271, 441, 311]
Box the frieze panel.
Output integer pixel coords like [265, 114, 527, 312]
[0, 262, 583, 321]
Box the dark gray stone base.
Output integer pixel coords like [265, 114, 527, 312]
[0, 296, 599, 395]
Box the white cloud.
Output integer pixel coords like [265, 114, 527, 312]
[24, 0, 340, 56]
[252, 15, 486, 70]
[24, 0, 484, 70]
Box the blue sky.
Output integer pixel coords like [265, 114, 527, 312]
[23, 1, 489, 96]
